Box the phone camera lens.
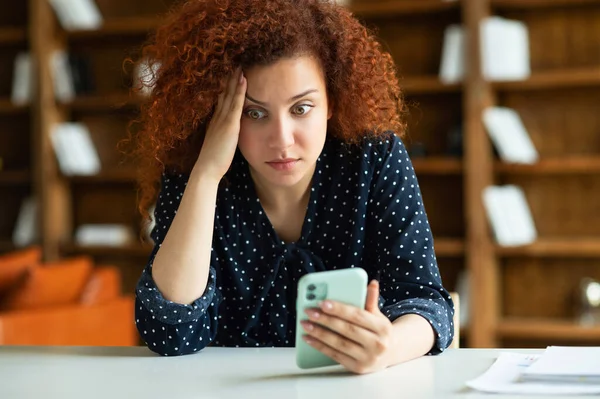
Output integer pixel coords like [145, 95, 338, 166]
[307, 293, 316, 300]
[307, 284, 316, 291]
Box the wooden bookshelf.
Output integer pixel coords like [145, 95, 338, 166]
[67, 16, 162, 40]
[496, 238, 600, 258]
[0, 27, 27, 45]
[67, 170, 137, 184]
[434, 238, 466, 257]
[498, 318, 600, 342]
[402, 76, 462, 95]
[63, 93, 144, 111]
[492, 67, 600, 91]
[495, 157, 600, 175]
[350, 0, 460, 17]
[0, 170, 30, 185]
[413, 158, 463, 175]
[0, 99, 29, 114]
[492, 0, 600, 10]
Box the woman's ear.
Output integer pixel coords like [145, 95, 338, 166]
[327, 99, 334, 120]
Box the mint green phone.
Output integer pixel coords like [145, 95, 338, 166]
[295, 267, 368, 369]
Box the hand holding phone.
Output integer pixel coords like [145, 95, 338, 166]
[295, 268, 368, 369]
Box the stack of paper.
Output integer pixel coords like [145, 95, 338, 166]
[467, 347, 600, 395]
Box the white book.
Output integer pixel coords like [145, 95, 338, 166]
[483, 106, 538, 164]
[50, 50, 76, 102]
[481, 17, 531, 81]
[439, 24, 466, 83]
[521, 346, 600, 383]
[75, 224, 135, 246]
[11, 52, 34, 106]
[482, 185, 537, 247]
[49, 0, 103, 31]
[12, 196, 38, 247]
[51, 122, 101, 175]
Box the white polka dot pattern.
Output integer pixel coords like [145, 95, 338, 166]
[135, 133, 455, 356]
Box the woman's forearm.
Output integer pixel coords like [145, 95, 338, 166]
[385, 314, 436, 367]
[151, 167, 221, 305]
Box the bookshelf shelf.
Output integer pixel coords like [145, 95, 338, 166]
[350, 0, 460, 17]
[63, 93, 144, 111]
[67, 170, 137, 184]
[492, 68, 600, 91]
[498, 318, 600, 341]
[495, 157, 600, 175]
[413, 158, 463, 175]
[0, 170, 30, 185]
[496, 238, 600, 258]
[492, 0, 600, 10]
[0, 99, 29, 115]
[402, 76, 461, 95]
[0, 27, 27, 45]
[62, 243, 153, 257]
[67, 16, 162, 40]
[434, 237, 465, 257]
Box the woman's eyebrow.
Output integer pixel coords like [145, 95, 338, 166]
[245, 89, 318, 106]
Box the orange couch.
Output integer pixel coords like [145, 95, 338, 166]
[0, 247, 136, 346]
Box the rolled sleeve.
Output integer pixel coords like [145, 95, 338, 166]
[134, 172, 222, 356]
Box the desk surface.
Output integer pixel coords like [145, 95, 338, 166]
[0, 346, 572, 399]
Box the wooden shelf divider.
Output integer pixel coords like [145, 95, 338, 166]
[0, 27, 27, 44]
[492, 67, 600, 91]
[350, 0, 460, 17]
[496, 238, 600, 258]
[492, 0, 600, 10]
[498, 318, 600, 342]
[495, 157, 600, 175]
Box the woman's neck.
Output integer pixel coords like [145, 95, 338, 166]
[250, 164, 315, 214]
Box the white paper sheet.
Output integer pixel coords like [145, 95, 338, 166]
[465, 353, 600, 395]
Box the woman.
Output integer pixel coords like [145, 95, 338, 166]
[131, 0, 454, 374]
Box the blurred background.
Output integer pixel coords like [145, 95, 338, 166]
[1, 0, 599, 349]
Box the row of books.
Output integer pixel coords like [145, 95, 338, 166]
[440, 16, 530, 83]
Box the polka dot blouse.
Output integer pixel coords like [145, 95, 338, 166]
[135, 132, 455, 356]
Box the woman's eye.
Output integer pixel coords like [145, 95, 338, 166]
[246, 109, 266, 120]
[292, 104, 313, 116]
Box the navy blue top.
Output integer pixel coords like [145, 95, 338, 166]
[135, 133, 455, 356]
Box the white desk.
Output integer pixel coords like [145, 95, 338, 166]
[0, 346, 571, 399]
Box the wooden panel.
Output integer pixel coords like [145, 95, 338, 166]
[418, 176, 465, 238]
[0, 115, 30, 170]
[498, 7, 600, 71]
[0, 0, 27, 27]
[499, 175, 600, 236]
[503, 258, 600, 319]
[71, 184, 139, 231]
[67, 36, 145, 95]
[360, 11, 461, 76]
[350, 0, 461, 17]
[493, 0, 600, 10]
[499, 88, 600, 156]
[499, 318, 600, 348]
[404, 93, 463, 156]
[496, 157, 600, 175]
[497, 238, 600, 257]
[93, 0, 178, 18]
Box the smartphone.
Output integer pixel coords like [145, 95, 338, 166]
[295, 267, 368, 369]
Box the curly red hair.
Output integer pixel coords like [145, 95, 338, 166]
[126, 0, 406, 224]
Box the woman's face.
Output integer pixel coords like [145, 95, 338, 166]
[238, 55, 331, 190]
